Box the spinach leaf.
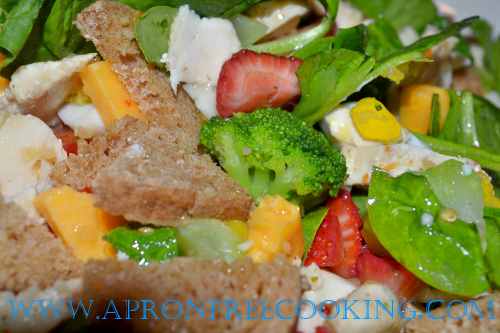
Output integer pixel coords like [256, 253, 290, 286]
[135, 6, 177, 67]
[42, 0, 94, 58]
[415, 133, 500, 173]
[368, 169, 490, 296]
[302, 207, 328, 256]
[0, 0, 46, 69]
[104, 226, 178, 265]
[365, 19, 403, 61]
[473, 96, 500, 155]
[126, 0, 264, 17]
[471, 19, 500, 95]
[485, 213, 500, 287]
[0, 0, 18, 11]
[349, 0, 438, 33]
[292, 18, 477, 125]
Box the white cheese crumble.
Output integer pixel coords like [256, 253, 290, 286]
[58, 103, 105, 139]
[163, 5, 241, 118]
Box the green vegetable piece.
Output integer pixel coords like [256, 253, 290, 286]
[484, 210, 500, 287]
[352, 195, 368, 217]
[0, 0, 45, 69]
[135, 6, 177, 67]
[104, 226, 178, 265]
[471, 19, 500, 95]
[350, 0, 438, 33]
[368, 170, 490, 296]
[429, 93, 441, 137]
[473, 96, 500, 155]
[200, 108, 347, 206]
[231, 15, 267, 47]
[42, 0, 94, 58]
[424, 160, 484, 227]
[248, 16, 332, 55]
[365, 19, 403, 61]
[302, 207, 328, 256]
[414, 133, 500, 173]
[177, 219, 244, 262]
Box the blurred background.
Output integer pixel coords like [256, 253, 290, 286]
[441, 0, 500, 32]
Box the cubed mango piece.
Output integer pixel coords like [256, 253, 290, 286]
[80, 61, 145, 127]
[399, 84, 450, 134]
[247, 196, 304, 263]
[34, 186, 124, 261]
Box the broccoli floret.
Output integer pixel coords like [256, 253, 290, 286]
[200, 108, 347, 205]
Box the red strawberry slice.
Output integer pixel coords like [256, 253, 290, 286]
[216, 50, 302, 118]
[356, 249, 424, 300]
[304, 189, 363, 278]
[53, 124, 78, 155]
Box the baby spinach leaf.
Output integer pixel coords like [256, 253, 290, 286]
[104, 226, 178, 265]
[302, 207, 328, 256]
[0, 0, 46, 69]
[368, 169, 490, 297]
[42, 0, 94, 58]
[365, 19, 403, 61]
[292, 18, 477, 125]
[135, 6, 177, 67]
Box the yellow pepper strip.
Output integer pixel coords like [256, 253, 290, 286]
[80, 61, 145, 127]
[351, 97, 402, 144]
[247, 195, 304, 263]
[479, 171, 500, 209]
[399, 84, 450, 134]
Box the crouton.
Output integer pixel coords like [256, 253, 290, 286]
[53, 0, 253, 224]
[52, 116, 252, 224]
[75, 0, 204, 148]
[405, 293, 500, 333]
[83, 257, 301, 333]
[0, 199, 82, 293]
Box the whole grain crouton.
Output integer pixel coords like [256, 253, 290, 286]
[83, 257, 301, 333]
[75, 0, 204, 149]
[0, 199, 82, 293]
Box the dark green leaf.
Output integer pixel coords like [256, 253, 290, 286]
[473, 96, 500, 155]
[485, 213, 500, 287]
[349, 0, 438, 33]
[104, 226, 178, 265]
[302, 207, 328, 256]
[368, 170, 490, 296]
[135, 6, 177, 67]
[42, 0, 94, 58]
[0, 0, 45, 69]
[429, 93, 441, 137]
[415, 133, 500, 172]
[365, 19, 403, 60]
[471, 19, 500, 95]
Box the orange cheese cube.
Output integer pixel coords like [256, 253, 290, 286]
[247, 196, 304, 263]
[34, 186, 124, 261]
[80, 61, 145, 127]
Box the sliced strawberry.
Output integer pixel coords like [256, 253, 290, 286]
[356, 249, 424, 300]
[216, 50, 302, 117]
[304, 206, 343, 268]
[53, 125, 78, 155]
[305, 189, 363, 278]
[315, 326, 332, 333]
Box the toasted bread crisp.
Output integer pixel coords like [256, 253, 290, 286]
[52, 0, 253, 224]
[405, 293, 500, 333]
[75, 0, 204, 148]
[84, 257, 301, 333]
[0, 199, 82, 293]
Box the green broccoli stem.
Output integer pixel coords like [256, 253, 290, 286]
[247, 16, 332, 55]
[415, 133, 500, 172]
[249, 168, 273, 199]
